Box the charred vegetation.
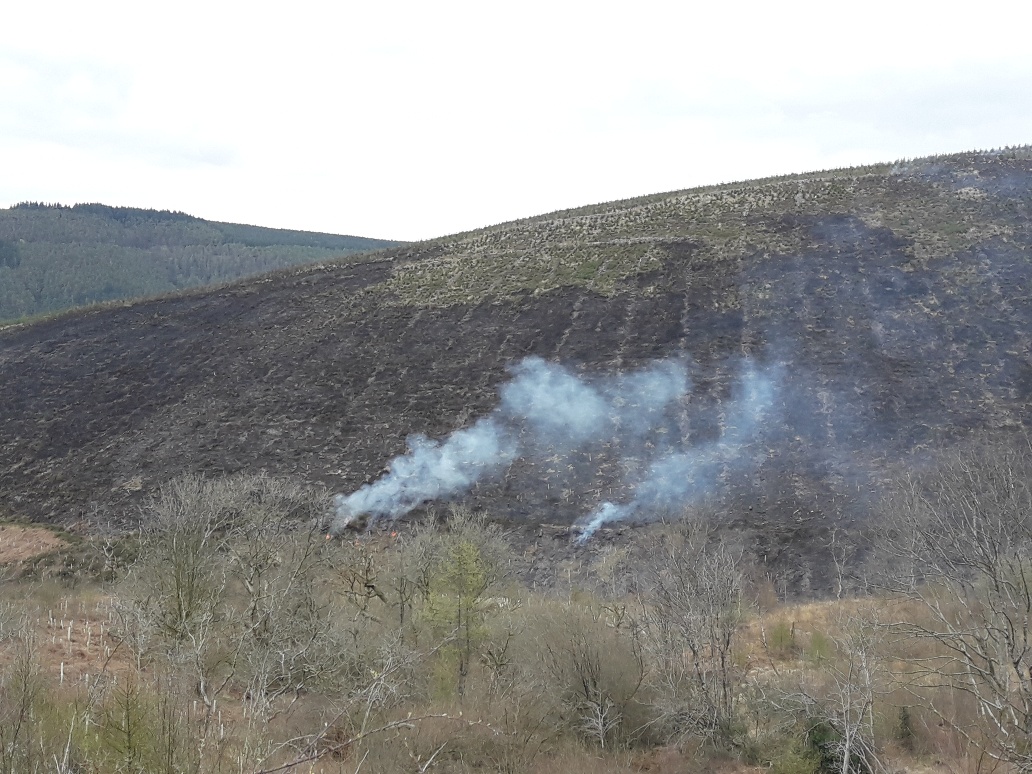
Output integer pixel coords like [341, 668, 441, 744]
[2, 148, 1032, 597]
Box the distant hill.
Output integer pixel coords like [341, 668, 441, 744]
[2, 147, 1031, 593]
[0, 202, 401, 321]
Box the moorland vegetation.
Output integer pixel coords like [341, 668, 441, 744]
[2, 432, 1031, 773]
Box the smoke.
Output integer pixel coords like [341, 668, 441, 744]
[332, 356, 779, 537]
[335, 416, 518, 525]
[573, 364, 778, 542]
[498, 357, 613, 448]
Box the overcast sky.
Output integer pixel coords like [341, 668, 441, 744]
[2, 1, 1030, 242]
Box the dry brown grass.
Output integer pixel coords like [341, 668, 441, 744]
[0, 586, 131, 696]
[0, 527, 1021, 774]
[0, 523, 67, 564]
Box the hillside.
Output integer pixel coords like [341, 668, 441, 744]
[1, 147, 1031, 592]
[0, 202, 401, 321]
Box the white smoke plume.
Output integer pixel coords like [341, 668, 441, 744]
[331, 356, 779, 537]
[335, 416, 518, 526]
[331, 356, 691, 530]
[573, 364, 778, 542]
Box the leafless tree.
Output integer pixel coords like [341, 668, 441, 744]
[0, 619, 46, 774]
[117, 474, 348, 721]
[878, 435, 1032, 772]
[540, 604, 646, 749]
[231, 516, 340, 722]
[639, 522, 748, 745]
[764, 607, 888, 774]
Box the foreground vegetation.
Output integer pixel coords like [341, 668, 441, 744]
[3, 435, 1032, 773]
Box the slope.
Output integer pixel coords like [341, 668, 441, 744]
[1, 148, 1030, 592]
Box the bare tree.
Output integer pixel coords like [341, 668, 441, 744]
[765, 608, 888, 774]
[640, 522, 747, 745]
[231, 516, 339, 722]
[539, 603, 646, 749]
[124, 475, 231, 645]
[117, 474, 348, 722]
[878, 436, 1032, 772]
[0, 619, 46, 774]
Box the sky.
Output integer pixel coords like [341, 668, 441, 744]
[2, 0, 1030, 242]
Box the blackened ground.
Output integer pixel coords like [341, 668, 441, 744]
[3, 155, 1032, 594]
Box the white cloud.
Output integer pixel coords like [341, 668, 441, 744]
[2, 0, 1031, 240]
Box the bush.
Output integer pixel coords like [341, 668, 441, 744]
[769, 737, 821, 774]
[537, 602, 648, 749]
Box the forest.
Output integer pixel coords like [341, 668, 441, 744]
[0, 203, 398, 323]
[1, 432, 1029, 774]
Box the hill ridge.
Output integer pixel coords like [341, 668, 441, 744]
[424, 144, 1032, 240]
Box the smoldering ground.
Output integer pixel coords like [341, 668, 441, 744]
[329, 226, 1032, 541]
[332, 355, 784, 537]
[331, 156, 1032, 541]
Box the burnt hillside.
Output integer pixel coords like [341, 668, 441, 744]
[2, 148, 1031, 590]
